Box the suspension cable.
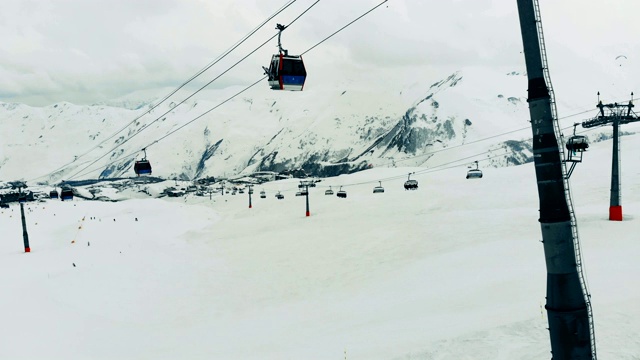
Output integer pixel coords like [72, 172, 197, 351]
[66, 0, 388, 180]
[31, 0, 299, 182]
[64, 1, 321, 181]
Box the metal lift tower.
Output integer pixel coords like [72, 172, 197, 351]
[582, 96, 639, 221]
[516, 0, 596, 358]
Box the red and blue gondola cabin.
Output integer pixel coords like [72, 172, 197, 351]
[134, 160, 152, 176]
[267, 54, 307, 91]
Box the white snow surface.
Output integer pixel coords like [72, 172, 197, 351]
[2, 129, 640, 359]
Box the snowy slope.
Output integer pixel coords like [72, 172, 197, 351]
[0, 66, 567, 184]
[1, 127, 639, 359]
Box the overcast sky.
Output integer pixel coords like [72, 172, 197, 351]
[1, 0, 639, 106]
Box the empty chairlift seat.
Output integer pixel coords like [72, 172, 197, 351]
[336, 187, 347, 198]
[49, 190, 59, 199]
[325, 187, 334, 196]
[373, 181, 384, 194]
[466, 169, 483, 179]
[466, 160, 483, 179]
[260, 190, 266, 199]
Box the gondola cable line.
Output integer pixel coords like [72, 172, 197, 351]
[64, 0, 389, 181]
[63, 1, 323, 181]
[30, 0, 300, 183]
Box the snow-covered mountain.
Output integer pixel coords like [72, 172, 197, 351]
[0, 66, 544, 184]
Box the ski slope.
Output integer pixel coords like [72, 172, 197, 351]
[1, 131, 640, 359]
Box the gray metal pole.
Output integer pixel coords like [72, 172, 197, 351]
[609, 117, 622, 220]
[248, 186, 253, 209]
[516, 0, 594, 358]
[20, 202, 30, 253]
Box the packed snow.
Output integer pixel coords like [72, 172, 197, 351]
[1, 126, 640, 359]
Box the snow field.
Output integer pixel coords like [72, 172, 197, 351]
[1, 132, 640, 359]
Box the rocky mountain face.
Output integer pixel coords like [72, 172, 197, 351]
[0, 67, 537, 183]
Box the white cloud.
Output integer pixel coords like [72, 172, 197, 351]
[1, 0, 639, 106]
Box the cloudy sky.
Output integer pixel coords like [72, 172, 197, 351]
[1, 0, 639, 106]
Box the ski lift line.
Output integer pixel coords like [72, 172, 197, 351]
[67, 0, 388, 180]
[300, 0, 389, 56]
[271, 151, 507, 193]
[29, 0, 299, 183]
[375, 122, 577, 169]
[145, 77, 267, 149]
[384, 108, 602, 168]
[68, 77, 267, 180]
[55, 1, 603, 183]
[64, 2, 323, 181]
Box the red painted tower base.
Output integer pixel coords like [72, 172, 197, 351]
[25, 247, 31, 253]
[306, 211, 310, 217]
[609, 206, 623, 221]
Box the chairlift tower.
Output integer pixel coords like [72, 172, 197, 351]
[581, 94, 639, 221]
[516, 0, 596, 358]
[299, 181, 311, 217]
[10, 181, 31, 253]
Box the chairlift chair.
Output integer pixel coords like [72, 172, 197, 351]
[263, 24, 307, 91]
[276, 191, 284, 200]
[260, 190, 266, 199]
[404, 173, 418, 190]
[466, 161, 483, 179]
[336, 186, 347, 198]
[49, 190, 59, 199]
[565, 123, 589, 163]
[325, 186, 334, 196]
[566, 135, 589, 153]
[373, 181, 385, 194]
